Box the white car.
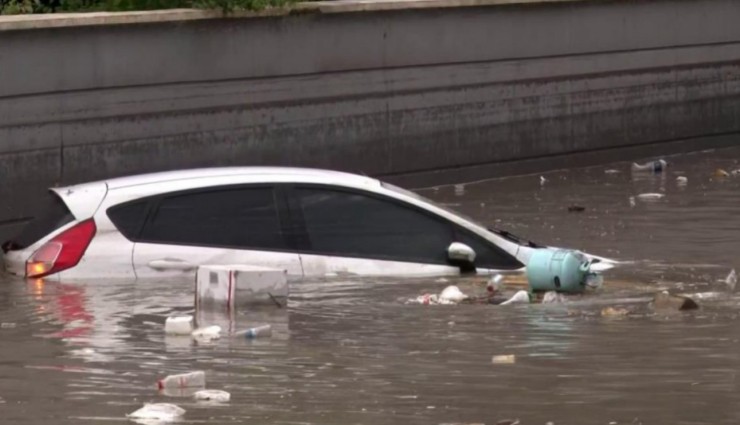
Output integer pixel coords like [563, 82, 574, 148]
[2, 167, 575, 280]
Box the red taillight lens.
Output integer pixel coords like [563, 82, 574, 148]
[26, 219, 96, 278]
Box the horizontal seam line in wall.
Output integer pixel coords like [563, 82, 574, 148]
[2, 58, 740, 132]
[2, 39, 740, 101]
[375, 130, 740, 179]
[3, 92, 737, 155]
[1, 91, 739, 153]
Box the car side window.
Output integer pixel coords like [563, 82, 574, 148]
[294, 187, 454, 264]
[454, 227, 523, 270]
[128, 187, 287, 250]
[107, 200, 149, 241]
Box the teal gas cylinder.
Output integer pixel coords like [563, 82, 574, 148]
[526, 249, 592, 293]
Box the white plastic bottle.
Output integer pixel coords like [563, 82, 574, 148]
[236, 324, 272, 339]
[157, 371, 206, 390]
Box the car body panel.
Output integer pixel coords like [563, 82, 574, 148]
[132, 243, 304, 279]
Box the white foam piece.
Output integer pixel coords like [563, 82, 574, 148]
[127, 403, 185, 421]
[164, 316, 193, 335]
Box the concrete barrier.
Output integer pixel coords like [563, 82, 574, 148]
[2, 0, 740, 242]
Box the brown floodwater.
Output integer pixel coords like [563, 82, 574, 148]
[1, 147, 739, 425]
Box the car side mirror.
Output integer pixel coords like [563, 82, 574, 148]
[447, 242, 477, 274]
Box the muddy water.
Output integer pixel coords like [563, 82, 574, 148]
[1, 147, 740, 425]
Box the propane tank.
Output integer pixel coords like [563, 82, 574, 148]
[526, 249, 592, 293]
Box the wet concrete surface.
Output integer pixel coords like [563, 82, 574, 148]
[1, 147, 740, 424]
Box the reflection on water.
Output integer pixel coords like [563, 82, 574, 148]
[1, 147, 740, 425]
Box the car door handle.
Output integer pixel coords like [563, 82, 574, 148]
[148, 258, 196, 271]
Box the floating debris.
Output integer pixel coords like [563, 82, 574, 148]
[676, 176, 688, 186]
[567, 205, 586, 213]
[165, 316, 193, 336]
[636, 193, 665, 201]
[191, 325, 221, 342]
[158, 371, 206, 390]
[439, 285, 469, 303]
[632, 159, 667, 173]
[127, 403, 185, 422]
[714, 169, 730, 178]
[601, 307, 629, 317]
[540, 176, 547, 186]
[194, 389, 231, 403]
[629, 196, 636, 208]
[492, 355, 516, 365]
[500, 290, 531, 305]
[605, 169, 620, 174]
[726, 269, 737, 292]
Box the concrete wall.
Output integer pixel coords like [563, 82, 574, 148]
[2, 0, 740, 241]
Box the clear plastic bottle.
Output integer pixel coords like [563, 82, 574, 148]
[236, 324, 272, 339]
[157, 371, 206, 390]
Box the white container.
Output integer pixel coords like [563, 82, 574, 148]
[195, 265, 288, 310]
[165, 316, 194, 335]
[157, 371, 206, 390]
[128, 403, 185, 421]
[194, 389, 231, 403]
[235, 324, 272, 339]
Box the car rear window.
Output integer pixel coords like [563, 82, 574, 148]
[7, 192, 75, 250]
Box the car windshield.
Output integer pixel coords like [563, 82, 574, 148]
[381, 182, 542, 248]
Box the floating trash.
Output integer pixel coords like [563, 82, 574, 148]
[164, 316, 193, 336]
[726, 269, 737, 292]
[158, 371, 206, 390]
[193, 389, 231, 403]
[676, 176, 688, 186]
[191, 325, 221, 341]
[636, 193, 665, 201]
[235, 325, 272, 339]
[632, 159, 667, 173]
[439, 285, 469, 304]
[500, 290, 531, 305]
[491, 355, 516, 365]
[601, 307, 629, 317]
[714, 169, 730, 178]
[127, 403, 185, 422]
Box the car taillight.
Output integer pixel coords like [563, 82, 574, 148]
[26, 219, 96, 278]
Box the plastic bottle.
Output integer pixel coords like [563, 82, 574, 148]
[236, 324, 272, 339]
[632, 159, 667, 172]
[157, 371, 206, 390]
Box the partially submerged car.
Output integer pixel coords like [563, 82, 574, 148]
[2, 167, 605, 280]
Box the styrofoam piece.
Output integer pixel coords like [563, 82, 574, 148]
[196, 265, 288, 310]
[191, 325, 221, 342]
[127, 403, 185, 421]
[438, 285, 468, 303]
[194, 389, 231, 403]
[165, 316, 193, 335]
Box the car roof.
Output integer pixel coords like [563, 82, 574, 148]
[102, 167, 380, 189]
